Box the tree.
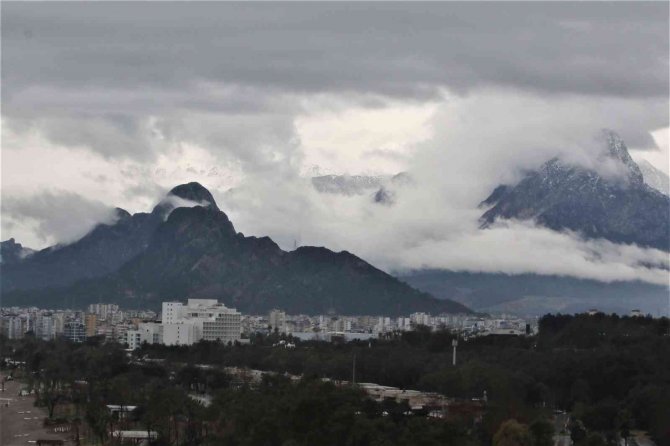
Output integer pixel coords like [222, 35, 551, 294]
[85, 401, 110, 444]
[37, 356, 71, 419]
[580, 432, 607, 446]
[616, 409, 633, 445]
[493, 419, 531, 446]
[569, 419, 587, 444]
[529, 418, 554, 446]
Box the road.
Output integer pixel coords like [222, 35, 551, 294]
[0, 373, 71, 446]
[629, 431, 658, 446]
[553, 412, 571, 446]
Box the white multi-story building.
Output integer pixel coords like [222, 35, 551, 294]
[126, 322, 164, 350]
[53, 312, 66, 336]
[268, 309, 287, 333]
[161, 299, 241, 346]
[396, 317, 412, 331]
[2, 316, 24, 339]
[162, 302, 183, 324]
[373, 317, 393, 334]
[410, 312, 432, 327]
[88, 303, 120, 321]
[162, 323, 198, 346]
[36, 314, 55, 340]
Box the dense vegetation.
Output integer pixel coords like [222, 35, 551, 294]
[1, 313, 668, 445]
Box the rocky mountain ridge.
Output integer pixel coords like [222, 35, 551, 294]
[1, 183, 469, 315]
[480, 131, 670, 251]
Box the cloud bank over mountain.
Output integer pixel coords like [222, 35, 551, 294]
[2, 3, 668, 287]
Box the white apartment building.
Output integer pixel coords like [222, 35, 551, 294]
[161, 299, 241, 346]
[410, 312, 432, 326]
[88, 303, 120, 321]
[36, 315, 55, 341]
[268, 309, 287, 333]
[373, 316, 392, 334]
[126, 322, 164, 350]
[3, 316, 24, 339]
[396, 317, 412, 331]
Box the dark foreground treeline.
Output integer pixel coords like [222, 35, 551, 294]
[1, 313, 668, 446]
[138, 313, 670, 445]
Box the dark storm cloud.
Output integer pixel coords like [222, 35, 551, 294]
[2, 2, 668, 100]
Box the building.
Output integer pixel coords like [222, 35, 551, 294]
[162, 302, 183, 324]
[268, 309, 287, 333]
[52, 312, 66, 336]
[126, 322, 163, 350]
[126, 330, 142, 350]
[410, 312, 431, 326]
[162, 323, 198, 346]
[63, 321, 86, 343]
[87, 303, 119, 321]
[85, 313, 97, 337]
[161, 299, 241, 346]
[1, 315, 24, 339]
[36, 314, 55, 340]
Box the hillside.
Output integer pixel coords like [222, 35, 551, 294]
[1, 183, 470, 315]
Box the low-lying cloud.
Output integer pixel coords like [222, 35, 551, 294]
[1, 3, 668, 288]
[1, 190, 118, 247]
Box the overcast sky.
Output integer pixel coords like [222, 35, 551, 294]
[2, 2, 668, 285]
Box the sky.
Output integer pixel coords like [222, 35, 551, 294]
[2, 2, 669, 286]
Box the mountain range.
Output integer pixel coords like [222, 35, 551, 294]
[307, 131, 669, 314]
[400, 270, 669, 316]
[402, 131, 669, 314]
[311, 172, 411, 205]
[0, 239, 34, 265]
[2, 132, 667, 316]
[0, 183, 469, 316]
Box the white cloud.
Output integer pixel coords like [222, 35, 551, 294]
[632, 127, 670, 175]
[296, 97, 437, 175]
[220, 90, 669, 287]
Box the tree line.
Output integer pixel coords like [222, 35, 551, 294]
[1, 312, 668, 445]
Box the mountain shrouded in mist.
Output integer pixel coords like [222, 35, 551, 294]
[0, 238, 34, 265]
[1, 183, 470, 315]
[0, 183, 221, 292]
[479, 131, 670, 251]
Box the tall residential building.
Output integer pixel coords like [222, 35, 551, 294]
[161, 302, 183, 324]
[1, 315, 24, 339]
[63, 321, 86, 343]
[268, 309, 287, 333]
[53, 312, 66, 335]
[36, 314, 55, 340]
[85, 314, 98, 337]
[162, 299, 241, 346]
